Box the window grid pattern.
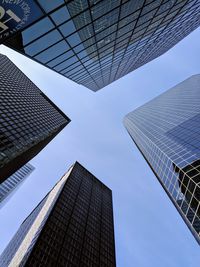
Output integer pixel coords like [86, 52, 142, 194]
[0, 163, 34, 207]
[124, 75, 200, 244]
[0, 54, 70, 182]
[4, 0, 200, 91]
[0, 163, 116, 267]
[25, 163, 115, 267]
[0, 164, 71, 267]
[124, 75, 200, 243]
[0, 194, 48, 267]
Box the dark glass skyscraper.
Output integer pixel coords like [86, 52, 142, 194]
[0, 163, 34, 208]
[124, 75, 200, 244]
[2, 0, 200, 91]
[0, 162, 116, 267]
[0, 54, 70, 183]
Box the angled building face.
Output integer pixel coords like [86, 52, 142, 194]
[0, 54, 70, 183]
[0, 163, 34, 208]
[2, 0, 200, 91]
[124, 75, 200, 244]
[0, 162, 116, 267]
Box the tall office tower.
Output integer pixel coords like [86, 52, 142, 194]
[0, 54, 70, 183]
[0, 162, 116, 267]
[2, 1, 200, 91]
[124, 75, 200, 244]
[0, 163, 34, 208]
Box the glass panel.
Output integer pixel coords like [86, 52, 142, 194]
[37, 0, 65, 13]
[59, 20, 76, 37]
[120, 0, 144, 19]
[72, 10, 91, 30]
[35, 40, 69, 63]
[77, 50, 88, 59]
[67, 0, 88, 16]
[22, 17, 54, 45]
[50, 6, 70, 25]
[47, 50, 74, 67]
[67, 32, 82, 47]
[73, 43, 85, 53]
[91, 0, 120, 20]
[61, 61, 81, 74]
[94, 8, 119, 34]
[25, 30, 62, 56]
[54, 56, 78, 72]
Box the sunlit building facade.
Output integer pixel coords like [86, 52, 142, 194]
[2, 0, 200, 91]
[0, 54, 70, 183]
[0, 162, 116, 267]
[124, 75, 200, 244]
[0, 163, 34, 208]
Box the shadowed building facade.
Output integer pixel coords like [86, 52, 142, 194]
[124, 75, 200, 244]
[0, 162, 116, 267]
[0, 163, 34, 208]
[0, 54, 70, 183]
[2, 0, 200, 91]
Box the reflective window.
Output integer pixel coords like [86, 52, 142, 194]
[67, 32, 82, 47]
[124, 75, 200, 244]
[22, 18, 54, 45]
[47, 50, 74, 68]
[37, 0, 65, 12]
[35, 40, 69, 63]
[25, 30, 62, 56]
[67, 0, 88, 16]
[3, 0, 200, 92]
[54, 56, 78, 72]
[50, 6, 70, 25]
[59, 20, 76, 37]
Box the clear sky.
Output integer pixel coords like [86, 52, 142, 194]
[0, 27, 200, 267]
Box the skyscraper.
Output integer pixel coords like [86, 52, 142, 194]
[2, 0, 200, 91]
[124, 75, 200, 244]
[0, 162, 116, 267]
[0, 54, 70, 183]
[0, 163, 35, 208]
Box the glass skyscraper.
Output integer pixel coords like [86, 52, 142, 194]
[2, 0, 200, 91]
[0, 163, 34, 208]
[0, 162, 116, 267]
[124, 75, 200, 244]
[0, 54, 70, 183]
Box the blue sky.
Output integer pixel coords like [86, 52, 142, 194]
[0, 27, 200, 267]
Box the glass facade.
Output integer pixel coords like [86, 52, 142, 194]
[124, 74, 200, 244]
[0, 162, 116, 267]
[0, 163, 34, 208]
[2, 0, 200, 91]
[0, 1, 43, 42]
[0, 54, 70, 183]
